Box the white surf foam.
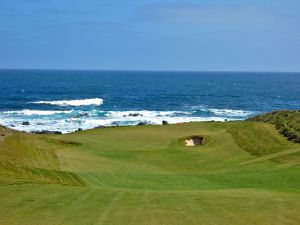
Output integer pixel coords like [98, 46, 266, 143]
[0, 107, 251, 134]
[31, 98, 103, 106]
[105, 110, 193, 118]
[3, 109, 72, 116]
[207, 108, 255, 117]
[0, 113, 230, 134]
[191, 105, 256, 117]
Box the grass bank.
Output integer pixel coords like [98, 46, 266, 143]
[248, 110, 300, 143]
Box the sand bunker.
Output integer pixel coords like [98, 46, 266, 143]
[185, 136, 204, 147]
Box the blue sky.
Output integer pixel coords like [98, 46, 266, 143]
[0, 0, 299, 71]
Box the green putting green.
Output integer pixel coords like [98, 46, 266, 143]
[1, 121, 300, 225]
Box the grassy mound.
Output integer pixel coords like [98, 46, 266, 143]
[247, 110, 300, 143]
[0, 126, 85, 186]
[228, 121, 291, 156]
[0, 121, 300, 225]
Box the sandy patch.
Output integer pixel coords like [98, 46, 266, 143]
[185, 136, 204, 147]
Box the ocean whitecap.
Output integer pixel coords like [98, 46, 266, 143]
[31, 98, 103, 106]
[3, 109, 73, 116]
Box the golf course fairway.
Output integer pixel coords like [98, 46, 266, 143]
[1, 121, 300, 225]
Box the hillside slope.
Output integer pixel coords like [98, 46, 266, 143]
[248, 110, 300, 143]
[0, 121, 300, 225]
[0, 125, 85, 186]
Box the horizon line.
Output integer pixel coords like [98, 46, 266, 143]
[0, 68, 300, 74]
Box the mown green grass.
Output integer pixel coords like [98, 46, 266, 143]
[0, 122, 300, 225]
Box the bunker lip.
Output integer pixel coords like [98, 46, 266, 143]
[184, 135, 205, 147]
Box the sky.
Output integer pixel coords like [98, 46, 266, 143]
[0, 0, 299, 71]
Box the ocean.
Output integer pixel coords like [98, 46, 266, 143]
[0, 70, 299, 133]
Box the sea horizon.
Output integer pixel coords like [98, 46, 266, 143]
[1, 68, 300, 74]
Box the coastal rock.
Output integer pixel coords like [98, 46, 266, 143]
[22, 121, 30, 126]
[72, 113, 88, 118]
[31, 130, 62, 135]
[137, 122, 147, 126]
[162, 120, 169, 125]
[76, 128, 83, 132]
[111, 121, 120, 126]
[10, 124, 15, 127]
[125, 113, 143, 117]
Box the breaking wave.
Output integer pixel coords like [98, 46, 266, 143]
[204, 108, 254, 117]
[0, 107, 258, 134]
[31, 98, 103, 106]
[190, 105, 256, 117]
[3, 110, 72, 116]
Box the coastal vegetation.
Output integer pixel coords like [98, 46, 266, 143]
[0, 114, 300, 225]
[248, 110, 300, 143]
